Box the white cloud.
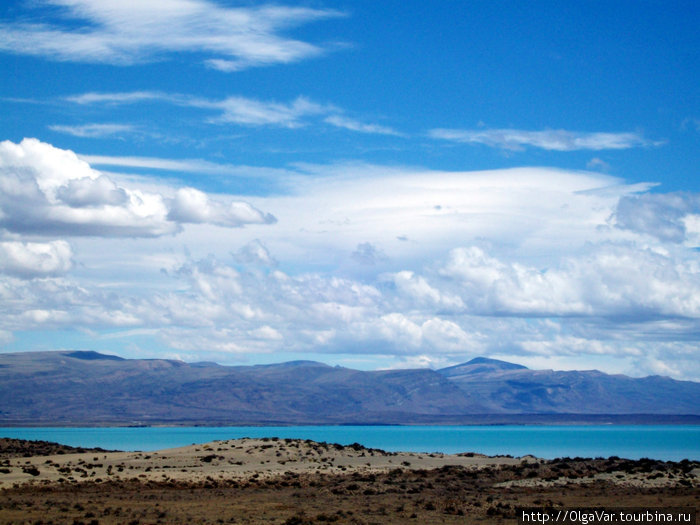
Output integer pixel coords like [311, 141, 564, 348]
[519, 336, 641, 358]
[48, 123, 135, 138]
[684, 214, 700, 246]
[386, 354, 452, 370]
[0, 138, 275, 237]
[324, 115, 403, 136]
[386, 270, 464, 311]
[0, 138, 174, 237]
[0, 240, 73, 278]
[368, 313, 424, 349]
[429, 128, 656, 151]
[56, 175, 129, 207]
[235, 164, 631, 270]
[437, 244, 700, 319]
[586, 157, 611, 171]
[66, 91, 166, 105]
[0, 0, 343, 71]
[203, 96, 330, 127]
[168, 187, 276, 227]
[1, 241, 699, 378]
[420, 317, 477, 351]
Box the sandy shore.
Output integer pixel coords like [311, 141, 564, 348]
[1, 438, 698, 524]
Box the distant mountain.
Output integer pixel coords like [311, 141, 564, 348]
[439, 357, 528, 377]
[437, 359, 700, 415]
[0, 351, 698, 425]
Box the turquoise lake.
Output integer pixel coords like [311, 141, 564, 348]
[1, 425, 698, 461]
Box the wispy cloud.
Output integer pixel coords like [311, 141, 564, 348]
[79, 154, 294, 180]
[0, 0, 344, 71]
[324, 115, 403, 136]
[48, 123, 135, 138]
[586, 157, 611, 171]
[681, 117, 700, 132]
[65, 91, 166, 105]
[66, 91, 400, 134]
[80, 154, 238, 173]
[66, 91, 322, 127]
[202, 96, 331, 127]
[429, 128, 658, 151]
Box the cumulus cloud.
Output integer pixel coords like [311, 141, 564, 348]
[385, 270, 464, 311]
[144, 256, 497, 358]
[0, 240, 73, 278]
[56, 175, 129, 207]
[438, 244, 700, 319]
[429, 128, 656, 151]
[1, 241, 699, 378]
[0, 0, 343, 71]
[168, 188, 276, 227]
[0, 273, 173, 336]
[0, 138, 275, 237]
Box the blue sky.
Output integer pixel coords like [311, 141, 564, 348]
[0, 0, 699, 379]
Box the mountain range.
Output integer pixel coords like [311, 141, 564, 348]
[1, 351, 698, 425]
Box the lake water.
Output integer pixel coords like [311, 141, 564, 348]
[1, 425, 698, 461]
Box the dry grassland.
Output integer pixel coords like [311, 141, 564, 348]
[0, 438, 697, 524]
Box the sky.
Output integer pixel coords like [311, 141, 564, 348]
[0, 0, 699, 380]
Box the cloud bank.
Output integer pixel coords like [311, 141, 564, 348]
[1, 139, 698, 379]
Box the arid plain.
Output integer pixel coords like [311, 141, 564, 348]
[0, 438, 698, 524]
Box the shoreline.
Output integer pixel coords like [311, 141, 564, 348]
[2, 424, 699, 462]
[2, 413, 700, 427]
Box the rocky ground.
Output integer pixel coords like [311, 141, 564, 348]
[0, 438, 697, 524]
